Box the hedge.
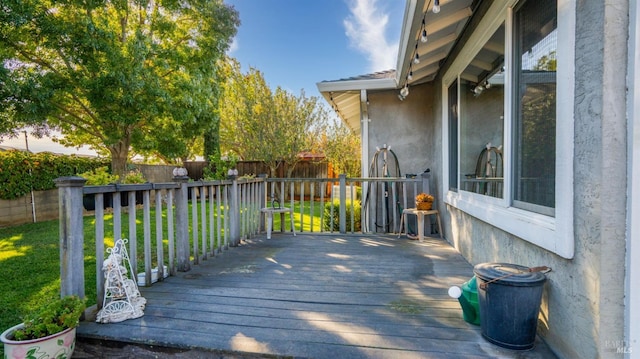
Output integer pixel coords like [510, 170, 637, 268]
[323, 200, 362, 232]
[0, 150, 109, 200]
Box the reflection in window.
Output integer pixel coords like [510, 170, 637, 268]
[458, 24, 505, 199]
[513, 0, 557, 215]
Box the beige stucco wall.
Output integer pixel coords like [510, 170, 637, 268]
[421, 2, 629, 359]
[366, 83, 437, 180]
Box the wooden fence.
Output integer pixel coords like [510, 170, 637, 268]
[183, 160, 331, 182]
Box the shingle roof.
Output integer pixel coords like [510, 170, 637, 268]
[319, 69, 397, 84]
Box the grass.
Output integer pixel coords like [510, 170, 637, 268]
[0, 199, 332, 345]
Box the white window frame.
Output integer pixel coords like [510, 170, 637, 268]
[441, 0, 575, 259]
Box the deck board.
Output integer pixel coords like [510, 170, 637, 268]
[77, 234, 558, 359]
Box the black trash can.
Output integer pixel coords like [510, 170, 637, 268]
[474, 263, 547, 350]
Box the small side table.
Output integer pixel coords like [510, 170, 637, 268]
[260, 207, 296, 239]
[399, 208, 443, 242]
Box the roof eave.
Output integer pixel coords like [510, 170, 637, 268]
[395, 0, 420, 85]
[316, 77, 397, 93]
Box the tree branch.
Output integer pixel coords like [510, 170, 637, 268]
[49, 101, 102, 136]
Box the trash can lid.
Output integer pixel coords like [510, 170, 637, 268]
[473, 263, 547, 286]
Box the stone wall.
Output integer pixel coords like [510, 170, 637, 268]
[0, 189, 59, 227]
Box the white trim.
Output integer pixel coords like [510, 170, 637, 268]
[554, 0, 576, 259]
[441, 0, 575, 259]
[395, 0, 419, 82]
[503, 7, 514, 206]
[316, 77, 397, 92]
[626, 0, 640, 356]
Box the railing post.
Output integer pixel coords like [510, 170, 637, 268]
[55, 176, 87, 299]
[339, 174, 347, 233]
[258, 174, 268, 231]
[174, 174, 191, 272]
[229, 178, 241, 246]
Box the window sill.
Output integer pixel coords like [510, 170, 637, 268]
[445, 190, 573, 259]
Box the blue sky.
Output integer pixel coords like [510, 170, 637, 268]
[1, 0, 405, 154]
[225, 0, 404, 98]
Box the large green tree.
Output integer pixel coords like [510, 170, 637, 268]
[0, 0, 239, 176]
[219, 60, 328, 177]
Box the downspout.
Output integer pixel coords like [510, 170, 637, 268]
[360, 89, 369, 232]
[360, 89, 369, 178]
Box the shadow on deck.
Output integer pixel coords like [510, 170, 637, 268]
[76, 234, 557, 359]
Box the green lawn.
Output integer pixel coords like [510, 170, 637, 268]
[0, 199, 330, 343]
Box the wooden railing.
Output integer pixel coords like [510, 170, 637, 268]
[55, 173, 431, 308]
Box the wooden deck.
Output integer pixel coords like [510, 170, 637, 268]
[77, 233, 557, 359]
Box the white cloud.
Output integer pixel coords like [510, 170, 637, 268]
[343, 0, 398, 73]
[227, 37, 239, 54]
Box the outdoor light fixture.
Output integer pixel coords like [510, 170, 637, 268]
[420, 19, 428, 43]
[398, 85, 409, 101]
[433, 0, 441, 13]
[414, 52, 420, 64]
[400, 85, 409, 97]
[408, 70, 413, 81]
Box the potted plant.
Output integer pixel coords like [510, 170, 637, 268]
[1, 295, 86, 359]
[415, 192, 434, 210]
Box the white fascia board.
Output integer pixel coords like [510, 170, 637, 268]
[316, 77, 397, 93]
[395, 0, 420, 83]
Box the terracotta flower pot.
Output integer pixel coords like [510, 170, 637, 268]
[1, 323, 76, 359]
[416, 201, 433, 210]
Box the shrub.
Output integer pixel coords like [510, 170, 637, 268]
[122, 169, 146, 184]
[0, 150, 108, 199]
[202, 152, 240, 180]
[323, 200, 361, 232]
[78, 166, 119, 185]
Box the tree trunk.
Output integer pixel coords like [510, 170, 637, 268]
[269, 165, 277, 179]
[203, 124, 220, 161]
[109, 139, 130, 180]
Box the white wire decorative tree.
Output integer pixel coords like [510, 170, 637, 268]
[96, 238, 146, 323]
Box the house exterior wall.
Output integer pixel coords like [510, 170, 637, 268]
[428, 2, 629, 359]
[365, 83, 436, 180]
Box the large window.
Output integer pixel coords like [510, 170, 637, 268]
[442, 0, 574, 258]
[513, 0, 557, 215]
[459, 24, 505, 199]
